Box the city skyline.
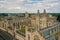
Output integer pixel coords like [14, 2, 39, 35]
[0, 0, 60, 13]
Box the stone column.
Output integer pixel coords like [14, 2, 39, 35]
[25, 26, 28, 40]
[58, 32, 60, 40]
[13, 23, 16, 40]
[20, 25, 21, 30]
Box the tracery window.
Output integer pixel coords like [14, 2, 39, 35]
[34, 35, 40, 40]
[28, 35, 30, 40]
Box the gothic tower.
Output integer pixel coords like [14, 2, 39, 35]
[42, 9, 48, 28]
[37, 10, 40, 16]
[25, 10, 47, 40]
[44, 9, 46, 14]
[36, 10, 40, 31]
[25, 11, 29, 18]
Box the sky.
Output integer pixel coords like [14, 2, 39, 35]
[0, 0, 60, 13]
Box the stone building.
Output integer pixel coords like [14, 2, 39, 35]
[25, 9, 60, 40]
[0, 9, 60, 40]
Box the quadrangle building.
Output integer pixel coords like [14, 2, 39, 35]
[25, 9, 60, 40]
[0, 9, 60, 40]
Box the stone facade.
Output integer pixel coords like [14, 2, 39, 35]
[25, 9, 60, 40]
[0, 9, 60, 40]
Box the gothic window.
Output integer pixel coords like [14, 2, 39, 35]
[51, 28, 54, 33]
[17, 22, 20, 29]
[59, 25, 60, 30]
[28, 35, 30, 40]
[55, 35, 58, 40]
[49, 23, 51, 26]
[45, 37, 50, 40]
[34, 35, 40, 40]
[3, 23, 4, 27]
[54, 27, 56, 32]
[58, 26, 60, 31]
[50, 36, 54, 40]
[13, 23, 15, 26]
[43, 30, 50, 37]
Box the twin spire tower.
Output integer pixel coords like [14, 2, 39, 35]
[25, 9, 47, 31]
[25, 9, 46, 18]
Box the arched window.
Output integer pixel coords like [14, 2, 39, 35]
[28, 35, 30, 40]
[34, 35, 40, 40]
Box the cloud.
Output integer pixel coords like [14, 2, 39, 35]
[45, 0, 58, 2]
[0, 0, 60, 13]
[8, 7, 21, 10]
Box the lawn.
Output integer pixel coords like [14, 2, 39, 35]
[20, 27, 25, 33]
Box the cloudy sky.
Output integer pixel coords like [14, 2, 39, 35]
[0, 0, 60, 13]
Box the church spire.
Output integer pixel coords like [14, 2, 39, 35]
[36, 10, 40, 31]
[43, 9, 47, 17]
[37, 10, 40, 16]
[25, 11, 29, 18]
[37, 10, 40, 13]
[37, 10, 40, 14]
[44, 9, 46, 14]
